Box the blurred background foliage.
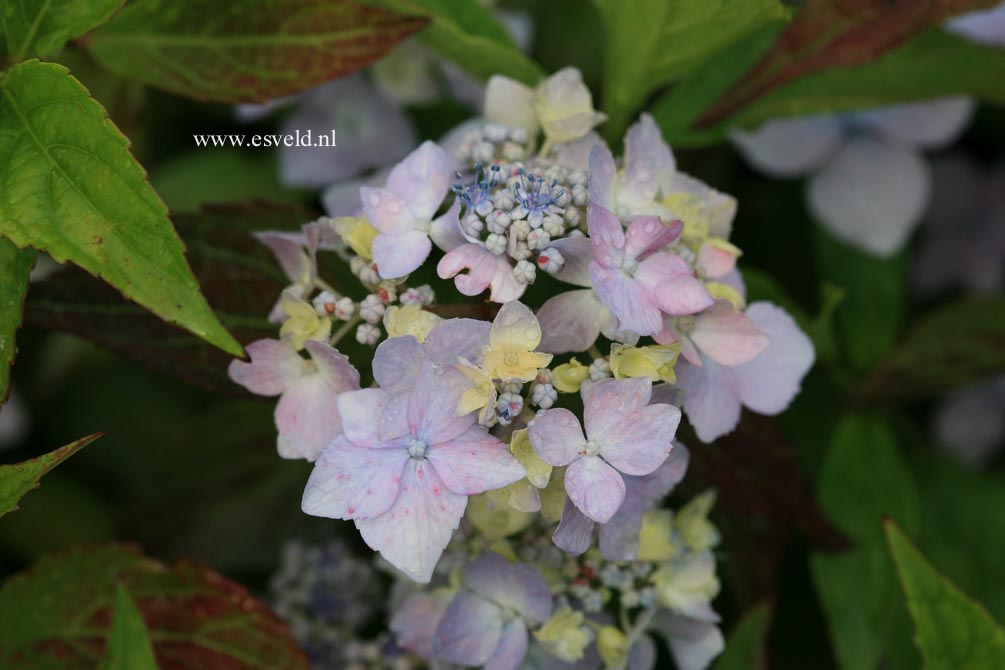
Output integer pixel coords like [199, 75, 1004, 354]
[1, 0, 1004, 668]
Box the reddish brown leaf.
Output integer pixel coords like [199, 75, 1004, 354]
[0, 544, 308, 670]
[87, 0, 429, 103]
[696, 0, 998, 128]
[24, 202, 321, 394]
[677, 414, 850, 603]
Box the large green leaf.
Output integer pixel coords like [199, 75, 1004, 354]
[87, 0, 428, 103]
[886, 521, 1005, 670]
[816, 228, 906, 373]
[858, 296, 1005, 402]
[0, 60, 242, 356]
[694, 0, 998, 129]
[0, 544, 309, 669]
[369, 0, 543, 84]
[715, 602, 773, 670]
[811, 414, 919, 670]
[596, 0, 789, 138]
[0, 433, 103, 519]
[2, 0, 122, 61]
[101, 584, 157, 670]
[0, 237, 34, 402]
[23, 202, 328, 393]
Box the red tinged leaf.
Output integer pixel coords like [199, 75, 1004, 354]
[695, 0, 998, 128]
[87, 0, 429, 103]
[25, 202, 325, 394]
[0, 544, 309, 670]
[677, 414, 850, 603]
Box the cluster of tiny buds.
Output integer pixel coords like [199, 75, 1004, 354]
[331, 284, 435, 347]
[454, 122, 531, 165]
[589, 357, 612, 381]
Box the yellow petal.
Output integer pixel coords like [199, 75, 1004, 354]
[333, 216, 377, 260]
[511, 429, 553, 488]
[705, 282, 745, 310]
[383, 304, 442, 342]
[552, 358, 591, 393]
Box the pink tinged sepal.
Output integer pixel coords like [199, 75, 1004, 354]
[527, 407, 587, 467]
[536, 289, 613, 354]
[651, 613, 725, 670]
[253, 231, 311, 284]
[463, 552, 553, 624]
[635, 253, 713, 316]
[372, 230, 433, 279]
[697, 241, 738, 279]
[486, 620, 530, 670]
[623, 113, 676, 207]
[386, 140, 452, 220]
[301, 436, 408, 520]
[589, 143, 618, 211]
[565, 456, 626, 524]
[624, 216, 683, 260]
[553, 497, 596, 555]
[590, 264, 664, 336]
[228, 339, 307, 396]
[355, 459, 467, 583]
[689, 301, 769, 366]
[437, 243, 526, 303]
[428, 426, 527, 495]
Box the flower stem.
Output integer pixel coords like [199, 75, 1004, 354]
[330, 315, 361, 347]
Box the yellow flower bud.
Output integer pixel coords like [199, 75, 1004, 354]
[333, 216, 377, 260]
[534, 606, 593, 663]
[279, 290, 331, 351]
[552, 358, 591, 393]
[675, 489, 720, 552]
[383, 303, 442, 342]
[596, 626, 628, 670]
[511, 429, 553, 489]
[636, 509, 678, 563]
[609, 344, 681, 384]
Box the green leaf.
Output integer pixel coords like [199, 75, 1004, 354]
[0, 59, 242, 357]
[886, 521, 1005, 670]
[722, 29, 1005, 130]
[693, 0, 999, 130]
[0, 544, 309, 669]
[0, 433, 103, 519]
[596, 0, 789, 138]
[87, 0, 428, 103]
[24, 202, 329, 394]
[811, 414, 920, 670]
[858, 296, 1005, 402]
[101, 584, 158, 670]
[0, 237, 34, 402]
[715, 602, 773, 670]
[651, 22, 786, 146]
[368, 0, 543, 84]
[2, 0, 122, 62]
[816, 228, 906, 373]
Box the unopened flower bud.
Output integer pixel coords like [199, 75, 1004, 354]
[334, 297, 356, 320]
[513, 260, 536, 284]
[360, 294, 385, 324]
[531, 383, 557, 409]
[527, 229, 551, 250]
[496, 392, 524, 424]
[355, 323, 380, 346]
[589, 357, 611, 381]
[536, 247, 565, 274]
[485, 233, 507, 255]
[312, 291, 337, 317]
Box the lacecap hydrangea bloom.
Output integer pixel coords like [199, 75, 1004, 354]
[229, 66, 815, 669]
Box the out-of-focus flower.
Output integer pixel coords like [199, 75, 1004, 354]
[0, 389, 29, 452]
[529, 378, 680, 523]
[934, 376, 1005, 468]
[652, 552, 720, 621]
[534, 605, 594, 663]
[674, 302, 815, 443]
[945, 2, 1005, 46]
[301, 361, 525, 582]
[913, 157, 1005, 297]
[731, 97, 974, 256]
[228, 339, 360, 460]
[278, 290, 331, 350]
[432, 552, 553, 670]
[649, 612, 725, 670]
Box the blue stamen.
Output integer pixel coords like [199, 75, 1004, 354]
[452, 163, 501, 209]
[512, 169, 564, 216]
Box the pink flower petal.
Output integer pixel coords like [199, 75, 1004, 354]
[584, 377, 652, 440]
[697, 241, 738, 278]
[301, 436, 409, 519]
[386, 140, 452, 220]
[623, 114, 676, 203]
[275, 373, 342, 460]
[303, 339, 360, 391]
[373, 229, 433, 279]
[544, 236, 594, 287]
[674, 357, 742, 443]
[438, 243, 495, 296]
[636, 252, 713, 316]
[428, 426, 526, 495]
[463, 553, 552, 624]
[536, 290, 606, 354]
[429, 199, 466, 252]
[733, 302, 815, 415]
[486, 620, 529, 670]
[356, 459, 467, 583]
[599, 403, 680, 476]
[338, 388, 402, 449]
[588, 144, 618, 211]
[487, 258, 526, 303]
[391, 590, 453, 659]
[252, 231, 309, 283]
[587, 204, 626, 269]
[527, 407, 587, 467]
[424, 318, 491, 365]
[565, 456, 626, 524]
[228, 339, 306, 396]
[553, 497, 595, 556]
[590, 263, 664, 336]
[690, 302, 769, 366]
[624, 216, 682, 260]
[373, 335, 424, 394]
[360, 186, 413, 235]
[408, 362, 476, 445]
